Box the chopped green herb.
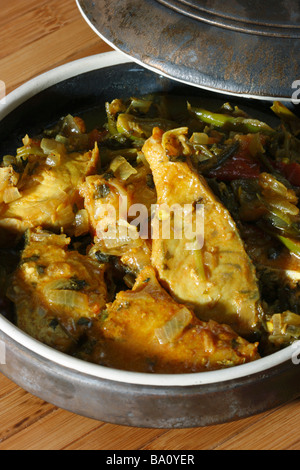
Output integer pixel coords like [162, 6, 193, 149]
[103, 171, 114, 181]
[21, 255, 40, 264]
[94, 183, 110, 199]
[98, 309, 109, 322]
[77, 317, 92, 327]
[68, 278, 88, 291]
[49, 318, 59, 330]
[146, 174, 155, 189]
[37, 265, 46, 275]
[95, 251, 113, 264]
[55, 277, 88, 291]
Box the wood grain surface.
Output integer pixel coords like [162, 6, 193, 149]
[0, 0, 299, 451]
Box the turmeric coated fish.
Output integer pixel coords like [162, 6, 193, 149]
[80, 162, 156, 274]
[8, 228, 108, 353]
[0, 139, 99, 246]
[142, 128, 262, 336]
[84, 266, 259, 373]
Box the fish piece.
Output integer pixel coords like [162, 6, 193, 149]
[142, 128, 262, 336]
[80, 163, 156, 274]
[0, 141, 99, 245]
[84, 266, 259, 373]
[7, 228, 107, 353]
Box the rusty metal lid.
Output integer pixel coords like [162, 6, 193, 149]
[76, 0, 300, 100]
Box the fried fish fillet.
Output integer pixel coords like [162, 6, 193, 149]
[80, 163, 156, 274]
[85, 266, 259, 373]
[142, 128, 262, 336]
[8, 228, 107, 353]
[0, 141, 99, 245]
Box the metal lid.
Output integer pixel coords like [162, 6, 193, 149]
[77, 0, 300, 100]
[157, 0, 300, 38]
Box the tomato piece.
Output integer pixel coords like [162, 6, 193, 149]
[88, 128, 108, 147]
[208, 156, 260, 180]
[207, 135, 261, 180]
[277, 162, 300, 187]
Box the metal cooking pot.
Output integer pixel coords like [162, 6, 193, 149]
[0, 52, 299, 428]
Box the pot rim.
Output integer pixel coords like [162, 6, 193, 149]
[0, 51, 298, 387]
[0, 314, 297, 387]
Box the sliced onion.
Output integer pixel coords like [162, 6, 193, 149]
[0, 167, 12, 191]
[3, 186, 21, 204]
[283, 311, 300, 326]
[266, 196, 299, 216]
[16, 145, 45, 158]
[74, 209, 90, 237]
[190, 132, 209, 145]
[100, 223, 141, 250]
[44, 279, 73, 291]
[47, 290, 89, 312]
[2, 155, 17, 167]
[56, 203, 75, 226]
[46, 154, 61, 167]
[61, 114, 82, 135]
[259, 172, 298, 204]
[136, 151, 150, 168]
[41, 138, 66, 156]
[55, 135, 69, 145]
[271, 313, 283, 336]
[22, 134, 31, 146]
[110, 156, 137, 180]
[123, 273, 136, 288]
[155, 307, 192, 345]
[30, 231, 70, 246]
